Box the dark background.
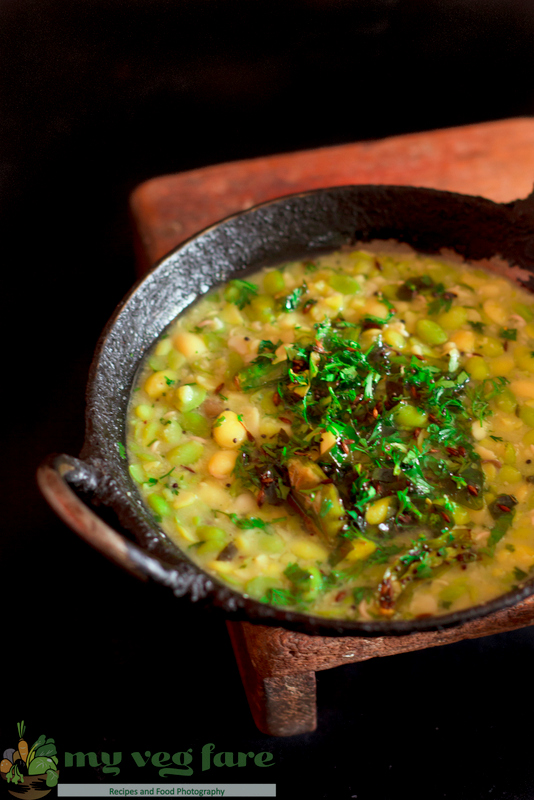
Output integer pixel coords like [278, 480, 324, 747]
[3, 1, 534, 798]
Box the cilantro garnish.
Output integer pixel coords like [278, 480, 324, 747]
[352, 586, 374, 605]
[280, 283, 307, 312]
[427, 285, 456, 315]
[224, 279, 258, 309]
[397, 275, 435, 300]
[116, 442, 126, 459]
[262, 587, 296, 606]
[362, 293, 395, 326]
[258, 339, 282, 355]
[214, 510, 285, 531]
[499, 327, 517, 341]
[397, 276, 456, 315]
[485, 494, 518, 554]
[468, 376, 510, 424]
[320, 498, 334, 518]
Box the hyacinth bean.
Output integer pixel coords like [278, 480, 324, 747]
[329, 273, 360, 295]
[382, 328, 407, 350]
[162, 419, 183, 445]
[263, 269, 286, 295]
[208, 450, 238, 479]
[196, 525, 228, 556]
[245, 576, 283, 599]
[213, 411, 247, 448]
[478, 336, 504, 358]
[144, 369, 178, 399]
[437, 306, 468, 330]
[519, 404, 534, 428]
[147, 494, 171, 517]
[175, 383, 206, 412]
[365, 496, 395, 525]
[167, 440, 204, 465]
[415, 318, 448, 346]
[248, 294, 276, 322]
[514, 345, 534, 372]
[465, 355, 489, 381]
[174, 331, 207, 359]
[181, 410, 211, 438]
[393, 403, 428, 429]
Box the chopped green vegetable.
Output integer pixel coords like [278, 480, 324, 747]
[280, 283, 307, 312]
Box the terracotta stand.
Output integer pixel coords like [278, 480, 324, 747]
[129, 118, 534, 736]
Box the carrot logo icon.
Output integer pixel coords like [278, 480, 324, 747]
[1, 722, 59, 798]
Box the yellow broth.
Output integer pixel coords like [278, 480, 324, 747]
[126, 248, 534, 621]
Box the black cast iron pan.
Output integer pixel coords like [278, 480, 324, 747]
[37, 184, 534, 636]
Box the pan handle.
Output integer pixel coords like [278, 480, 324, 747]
[37, 455, 183, 589]
[37, 454, 215, 598]
[37, 453, 150, 580]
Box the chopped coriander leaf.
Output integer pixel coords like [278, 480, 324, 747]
[280, 283, 307, 312]
[469, 321, 485, 333]
[352, 586, 374, 605]
[224, 278, 258, 309]
[214, 510, 285, 531]
[263, 587, 295, 606]
[468, 377, 510, 424]
[258, 339, 282, 354]
[363, 310, 395, 326]
[427, 284, 457, 315]
[397, 274, 436, 301]
[320, 498, 334, 518]
[362, 294, 396, 326]
[499, 327, 517, 341]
